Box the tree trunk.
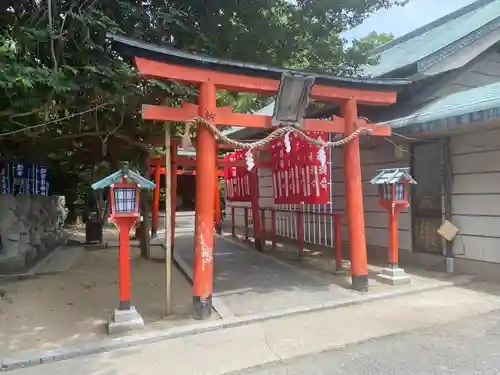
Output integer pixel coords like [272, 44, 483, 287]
[136, 153, 151, 259]
[137, 190, 151, 259]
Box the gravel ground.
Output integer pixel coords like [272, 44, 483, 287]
[227, 309, 500, 375]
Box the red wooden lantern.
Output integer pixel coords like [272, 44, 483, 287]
[371, 168, 416, 212]
[109, 179, 141, 222]
[370, 168, 416, 286]
[91, 164, 156, 333]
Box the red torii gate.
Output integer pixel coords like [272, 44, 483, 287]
[148, 150, 228, 240]
[148, 141, 271, 239]
[108, 33, 408, 320]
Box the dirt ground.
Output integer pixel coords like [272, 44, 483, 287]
[0, 246, 216, 356]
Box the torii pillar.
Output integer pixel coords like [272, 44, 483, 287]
[192, 82, 217, 319]
[342, 99, 368, 291]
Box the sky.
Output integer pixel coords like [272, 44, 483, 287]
[342, 0, 478, 40]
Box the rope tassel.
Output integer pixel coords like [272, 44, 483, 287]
[181, 123, 194, 150]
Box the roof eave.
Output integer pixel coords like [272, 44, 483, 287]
[392, 106, 500, 137]
[106, 33, 410, 92]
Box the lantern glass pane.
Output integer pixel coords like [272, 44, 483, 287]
[396, 182, 405, 201]
[114, 188, 136, 214]
[381, 184, 392, 201]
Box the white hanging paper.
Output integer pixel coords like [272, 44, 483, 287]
[284, 132, 291, 153]
[317, 147, 327, 169]
[245, 149, 255, 171]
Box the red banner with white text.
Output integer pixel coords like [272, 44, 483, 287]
[270, 132, 330, 204]
[224, 151, 251, 202]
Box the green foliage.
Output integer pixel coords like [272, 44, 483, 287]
[346, 32, 395, 70]
[0, 0, 405, 197]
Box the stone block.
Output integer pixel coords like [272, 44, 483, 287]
[376, 267, 411, 286]
[0, 194, 68, 273]
[108, 306, 145, 335]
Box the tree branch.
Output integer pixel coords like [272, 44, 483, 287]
[48, 0, 58, 73]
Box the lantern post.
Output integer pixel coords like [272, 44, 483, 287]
[91, 163, 156, 334]
[370, 167, 416, 286]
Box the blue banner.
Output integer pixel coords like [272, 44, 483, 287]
[1, 165, 10, 194]
[26, 164, 35, 195]
[1, 163, 50, 196]
[12, 163, 29, 196]
[37, 165, 49, 196]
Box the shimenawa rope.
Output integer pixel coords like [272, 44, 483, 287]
[181, 117, 372, 150]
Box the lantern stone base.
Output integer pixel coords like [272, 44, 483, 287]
[107, 306, 144, 334]
[376, 267, 411, 286]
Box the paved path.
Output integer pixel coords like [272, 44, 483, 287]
[227, 306, 500, 375]
[7, 282, 500, 375]
[174, 234, 352, 316]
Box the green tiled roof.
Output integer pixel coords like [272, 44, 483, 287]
[370, 168, 416, 185]
[363, 0, 500, 77]
[387, 81, 500, 133]
[91, 168, 156, 190]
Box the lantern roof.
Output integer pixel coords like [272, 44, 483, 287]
[91, 164, 156, 190]
[370, 168, 417, 185]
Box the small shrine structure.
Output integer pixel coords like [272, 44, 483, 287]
[107, 33, 409, 319]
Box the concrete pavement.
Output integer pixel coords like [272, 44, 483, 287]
[174, 234, 353, 317]
[2, 211, 480, 370]
[7, 282, 500, 374]
[228, 303, 500, 374]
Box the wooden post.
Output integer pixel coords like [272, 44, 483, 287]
[171, 143, 178, 254]
[117, 218, 136, 310]
[271, 209, 277, 249]
[260, 209, 266, 243]
[214, 174, 222, 234]
[192, 82, 216, 320]
[388, 211, 399, 266]
[244, 207, 249, 240]
[341, 100, 369, 292]
[249, 157, 262, 251]
[334, 214, 343, 271]
[297, 211, 304, 257]
[231, 206, 236, 237]
[387, 204, 405, 268]
[152, 163, 161, 238]
[164, 126, 173, 316]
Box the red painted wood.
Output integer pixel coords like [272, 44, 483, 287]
[144, 105, 391, 136]
[152, 163, 161, 236]
[342, 100, 369, 290]
[115, 217, 136, 305]
[134, 57, 398, 105]
[249, 162, 262, 250]
[192, 82, 216, 314]
[334, 214, 343, 270]
[214, 174, 221, 228]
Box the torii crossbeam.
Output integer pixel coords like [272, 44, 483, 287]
[108, 33, 409, 320]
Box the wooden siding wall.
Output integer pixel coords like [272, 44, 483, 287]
[330, 139, 412, 251]
[225, 138, 412, 253]
[451, 128, 500, 263]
